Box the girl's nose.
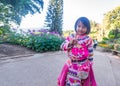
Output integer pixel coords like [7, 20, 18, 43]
[77, 27, 82, 31]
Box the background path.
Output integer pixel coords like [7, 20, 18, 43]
[0, 50, 120, 86]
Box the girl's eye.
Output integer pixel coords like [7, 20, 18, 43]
[82, 26, 86, 28]
[78, 25, 86, 28]
[78, 25, 81, 27]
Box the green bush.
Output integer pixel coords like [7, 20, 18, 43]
[118, 47, 120, 51]
[108, 44, 114, 49]
[109, 35, 115, 39]
[118, 34, 120, 38]
[26, 34, 64, 52]
[7, 32, 24, 45]
[99, 41, 106, 44]
[115, 38, 120, 44]
[6, 31, 64, 52]
[103, 37, 109, 41]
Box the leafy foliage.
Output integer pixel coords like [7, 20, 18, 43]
[0, 3, 13, 37]
[0, 3, 13, 24]
[0, 0, 44, 24]
[26, 34, 64, 52]
[6, 30, 64, 52]
[90, 20, 102, 40]
[103, 6, 120, 37]
[108, 29, 120, 39]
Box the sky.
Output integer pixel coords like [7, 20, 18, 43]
[19, 0, 120, 31]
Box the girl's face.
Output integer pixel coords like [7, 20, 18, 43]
[76, 21, 87, 36]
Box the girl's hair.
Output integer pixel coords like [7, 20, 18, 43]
[74, 17, 91, 34]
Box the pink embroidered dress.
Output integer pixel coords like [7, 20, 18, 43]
[58, 34, 97, 86]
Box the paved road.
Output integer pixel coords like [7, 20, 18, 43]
[0, 50, 120, 86]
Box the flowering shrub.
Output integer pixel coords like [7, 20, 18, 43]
[27, 29, 60, 37]
[7, 29, 64, 52]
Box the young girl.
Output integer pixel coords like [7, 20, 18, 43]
[58, 17, 97, 86]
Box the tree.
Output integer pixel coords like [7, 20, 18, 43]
[0, 0, 44, 25]
[90, 20, 102, 41]
[44, 0, 63, 35]
[103, 6, 120, 37]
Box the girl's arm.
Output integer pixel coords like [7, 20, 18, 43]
[86, 38, 94, 61]
[60, 34, 75, 51]
[60, 39, 70, 51]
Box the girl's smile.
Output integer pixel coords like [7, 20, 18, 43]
[76, 21, 87, 36]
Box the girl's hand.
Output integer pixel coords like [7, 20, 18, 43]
[71, 56, 76, 60]
[69, 38, 78, 45]
[67, 38, 78, 51]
